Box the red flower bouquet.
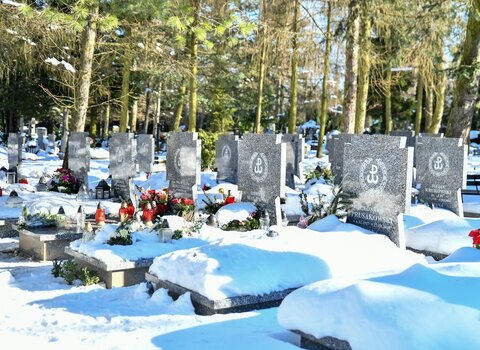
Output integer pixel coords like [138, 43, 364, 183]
[468, 229, 480, 249]
[51, 168, 78, 194]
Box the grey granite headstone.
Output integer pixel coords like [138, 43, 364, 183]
[166, 132, 201, 200]
[215, 134, 239, 184]
[109, 133, 137, 200]
[282, 134, 304, 188]
[47, 134, 56, 149]
[237, 134, 286, 224]
[136, 134, 154, 173]
[343, 135, 413, 248]
[419, 132, 444, 138]
[8, 133, 22, 170]
[390, 130, 415, 148]
[416, 137, 466, 216]
[68, 132, 90, 190]
[36, 127, 47, 150]
[330, 134, 353, 184]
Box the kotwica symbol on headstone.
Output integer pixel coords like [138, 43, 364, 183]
[7, 133, 22, 170]
[330, 134, 353, 184]
[109, 133, 137, 200]
[36, 127, 47, 150]
[416, 137, 466, 216]
[343, 134, 413, 248]
[282, 134, 304, 188]
[238, 134, 286, 225]
[69, 132, 90, 190]
[215, 134, 239, 184]
[166, 132, 201, 200]
[136, 134, 154, 173]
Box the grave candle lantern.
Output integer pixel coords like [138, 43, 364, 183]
[95, 179, 111, 199]
[76, 205, 85, 234]
[95, 202, 106, 226]
[119, 201, 129, 222]
[158, 219, 173, 243]
[142, 202, 154, 228]
[259, 210, 270, 231]
[126, 199, 135, 218]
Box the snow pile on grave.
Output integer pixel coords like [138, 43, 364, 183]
[90, 147, 109, 159]
[149, 219, 425, 300]
[278, 258, 480, 350]
[215, 202, 256, 227]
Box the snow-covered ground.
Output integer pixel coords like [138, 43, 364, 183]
[1, 143, 480, 349]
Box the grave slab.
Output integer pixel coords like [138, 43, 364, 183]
[65, 247, 153, 289]
[18, 226, 82, 261]
[293, 330, 352, 350]
[145, 272, 297, 315]
[109, 133, 137, 200]
[0, 219, 18, 238]
[282, 134, 304, 188]
[69, 132, 90, 189]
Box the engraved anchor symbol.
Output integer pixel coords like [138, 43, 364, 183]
[254, 157, 263, 174]
[366, 164, 379, 184]
[433, 156, 443, 170]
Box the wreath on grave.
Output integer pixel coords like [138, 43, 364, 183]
[50, 168, 79, 194]
[107, 220, 134, 245]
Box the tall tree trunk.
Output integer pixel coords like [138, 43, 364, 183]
[153, 83, 162, 144]
[103, 92, 110, 138]
[254, 0, 267, 134]
[144, 82, 151, 134]
[355, 6, 371, 134]
[131, 98, 138, 132]
[446, 0, 480, 142]
[288, 0, 300, 134]
[73, 2, 99, 132]
[173, 82, 187, 131]
[425, 83, 433, 131]
[120, 54, 132, 132]
[429, 61, 447, 133]
[343, 0, 360, 133]
[384, 65, 392, 133]
[317, 1, 332, 157]
[188, 0, 199, 132]
[415, 73, 424, 136]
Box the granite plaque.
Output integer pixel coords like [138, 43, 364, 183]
[237, 134, 286, 225]
[137, 134, 154, 173]
[215, 134, 239, 184]
[109, 133, 136, 200]
[166, 132, 201, 199]
[416, 137, 466, 216]
[68, 132, 90, 189]
[343, 135, 413, 248]
[390, 130, 415, 148]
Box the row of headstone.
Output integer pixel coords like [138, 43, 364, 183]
[328, 132, 466, 247]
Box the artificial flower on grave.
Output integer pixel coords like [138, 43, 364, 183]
[468, 229, 480, 249]
[171, 197, 195, 218]
[19, 178, 28, 184]
[107, 220, 134, 245]
[50, 168, 78, 194]
[202, 186, 236, 215]
[221, 211, 260, 231]
[138, 187, 169, 215]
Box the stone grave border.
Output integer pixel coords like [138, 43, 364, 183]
[18, 226, 82, 261]
[292, 330, 352, 350]
[145, 272, 297, 315]
[65, 247, 153, 289]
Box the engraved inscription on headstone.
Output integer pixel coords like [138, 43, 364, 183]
[343, 135, 413, 248]
[215, 134, 239, 184]
[69, 132, 90, 190]
[238, 134, 286, 225]
[109, 133, 137, 200]
[416, 137, 466, 216]
[166, 132, 201, 199]
[137, 134, 155, 173]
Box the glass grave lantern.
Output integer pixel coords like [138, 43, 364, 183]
[95, 179, 111, 200]
[36, 176, 48, 192]
[6, 167, 17, 185]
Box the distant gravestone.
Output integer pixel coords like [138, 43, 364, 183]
[47, 134, 56, 150]
[29, 118, 36, 136]
[8, 133, 22, 169]
[68, 132, 90, 190]
[215, 134, 239, 184]
[166, 132, 201, 200]
[416, 137, 466, 216]
[390, 130, 415, 148]
[330, 134, 353, 184]
[36, 127, 47, 150]
[238, 134, 286, 225]
[136, 134, 154, 173]
[343, 135, 413, 248]
[282, 134, 304, 188]
[419, 132, 444, 138]
[110, 133, 137, 200]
